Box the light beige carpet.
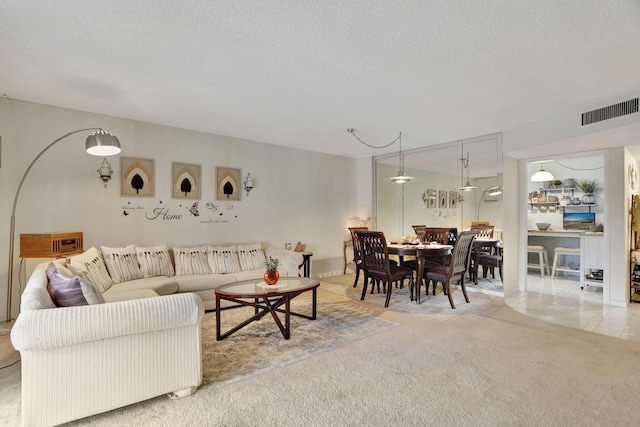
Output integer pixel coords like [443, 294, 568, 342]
[4, 278, 640, 426]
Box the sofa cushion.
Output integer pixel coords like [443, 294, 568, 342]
[136, 244, 175, 278]
[173, 246, 212, 276]
[173, 274, 237, 293]
[103, 275, 178, 297]
[207, 245, 241, 274]
[237, 243, 266, 271]
[101, 245, 143, 284]
[47, 268, 105, 307]
[67, 247, 114, 293]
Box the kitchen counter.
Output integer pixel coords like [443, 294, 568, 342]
[528, 230, 603, 237]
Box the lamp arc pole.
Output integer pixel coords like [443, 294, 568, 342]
[5, 128, 118, 323]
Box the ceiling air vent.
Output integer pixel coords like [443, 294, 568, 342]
[582, 98, 639, 126]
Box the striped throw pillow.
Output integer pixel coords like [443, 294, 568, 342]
[237, 243, 266, 271]
[173, 246, 212, 276]
[136, 245, 175, 278]
[207, 245, 242, 274]
[101, 245, 143, 283]
[67, 247, 114, 293]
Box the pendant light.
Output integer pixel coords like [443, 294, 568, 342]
[456, 152, 477, 191]
[530, 162, 554, 182]
[383, 132, 417, 184]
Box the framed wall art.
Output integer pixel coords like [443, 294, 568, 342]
[426, 189, 437, 208]
[216, 167, 241, 201]
[449, 191, 458, 209]
[172, 162, 201, 199]
[121, 157, 155, 197]
[439, 190, 448, 208]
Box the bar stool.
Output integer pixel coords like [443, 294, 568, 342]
[527, 245, 550, 277]
[552, 247, 581, 277]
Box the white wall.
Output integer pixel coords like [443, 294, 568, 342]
[0, 99, 357, 320]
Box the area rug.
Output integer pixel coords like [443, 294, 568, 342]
[321, 274, 496, 320]
[199, 298, 397, 386]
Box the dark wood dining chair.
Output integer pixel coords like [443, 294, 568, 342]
[479, 245, 503, 282]
[348, 227, 368, 288]
[422, 230, 477, 309]
[355, 230, 414, 308]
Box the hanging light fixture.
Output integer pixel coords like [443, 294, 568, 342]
[383, 132, 416, 184]
[530, 162, 554, 182]
[456, 152, 477, 191]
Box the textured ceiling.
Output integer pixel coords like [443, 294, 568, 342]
[1, 1, 639, 159]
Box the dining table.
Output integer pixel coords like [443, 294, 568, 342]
[387, 243, 453, 304]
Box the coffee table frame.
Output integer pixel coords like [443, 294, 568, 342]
[215, 278, 319, 340]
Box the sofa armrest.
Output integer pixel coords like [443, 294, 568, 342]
[264, 247, 304, 276]
[11, 293, 204, 352]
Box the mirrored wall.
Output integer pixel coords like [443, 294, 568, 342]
[373, 133, 503, 241]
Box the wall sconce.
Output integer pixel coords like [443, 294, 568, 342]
[243, 173, 255, 196]
[97, 157, 114, 187]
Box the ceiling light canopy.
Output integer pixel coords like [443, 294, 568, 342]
[530, 162, 554, 182]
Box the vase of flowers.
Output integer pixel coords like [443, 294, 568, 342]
[263, 256, 280, 285]
[576, 179, 599, 204]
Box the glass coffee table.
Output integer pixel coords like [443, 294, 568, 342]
[215, 277, 320, 340]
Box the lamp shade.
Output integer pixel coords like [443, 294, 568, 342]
[488, 186, 502, 196]
[530, 168, 554, 182]
[384, 171, 417, 184]
[457, 181, 477, 191]
[86, 129, 121, 156]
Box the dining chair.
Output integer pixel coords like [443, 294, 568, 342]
[412, 225, 426, 240]
[348, 227, 368, 288]
[479, 245, 503, 282]
[355, 230, 414, 308]
[422, 230, 477, 309]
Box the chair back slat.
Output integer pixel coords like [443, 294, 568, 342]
[355, 230, 391, 276]
[419, 227, 458, 245]
[348, 227, 368, 264]
[470, 225, 494, 238]
[451, 230, 478, 276]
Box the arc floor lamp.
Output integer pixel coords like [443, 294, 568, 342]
[5, 128, 121, 323]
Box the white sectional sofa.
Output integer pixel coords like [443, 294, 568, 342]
[10, 243, 303, 426]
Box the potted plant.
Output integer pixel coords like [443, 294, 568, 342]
[552, 179, 563, 189]
[263, 256, 280, 285]
[576, 179, 600, 204]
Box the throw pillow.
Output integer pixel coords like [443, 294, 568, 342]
[237, 243, 266, 271]
[136, 244, 175, 278]
[207, 245, 242, 274]
[67, 247, 114, 293]
[101, 245, 143, 283]
[46, 262, 74, 281]
[173, 246, 212, 276]
[47, 272, 105, 307]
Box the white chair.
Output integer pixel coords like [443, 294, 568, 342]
[527, 245, 550, 277]
[552, 247, 581, 277]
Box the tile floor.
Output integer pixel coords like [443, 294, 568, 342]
[506, 272, 640, 342]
